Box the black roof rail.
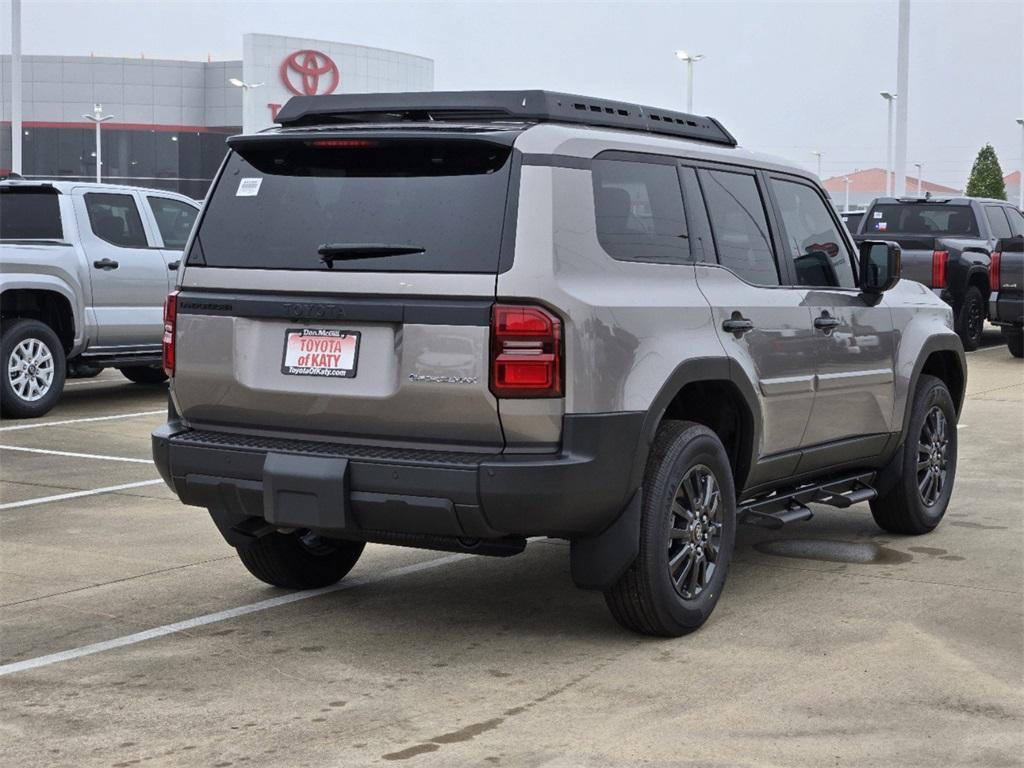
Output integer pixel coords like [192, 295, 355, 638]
[273, 90, 737, 147]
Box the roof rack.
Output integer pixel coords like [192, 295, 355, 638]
[273, 90, 737, 147]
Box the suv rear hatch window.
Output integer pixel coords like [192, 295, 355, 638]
[191, 137, 514, 273]
[865, 203, 979, 237]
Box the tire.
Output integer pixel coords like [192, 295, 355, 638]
[235, 530, 365, 589]
[1004, 329, 1023, 359]
[1, 318, 66, 419]
[604, 421, 737, 637]
[870, 374, 957, 535]
[119, 365, 169, 385]
[954, 286, 985, 351]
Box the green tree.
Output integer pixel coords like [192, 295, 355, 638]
[964, 144, 1007, 199]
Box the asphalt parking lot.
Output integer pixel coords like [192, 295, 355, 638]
[1, 335, 1021, 768]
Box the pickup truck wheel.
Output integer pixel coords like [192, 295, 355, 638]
[235, 530, 365, 589]
[954, 286, 985, 351]
[1004, 329, 1023, 358]
[1, 319, 66, 419]
[870, 374, 957, 535]
[119, 365, 169, 385]
[604, 421, 736, 637]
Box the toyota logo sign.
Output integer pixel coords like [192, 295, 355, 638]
[280, 49, 340, 96]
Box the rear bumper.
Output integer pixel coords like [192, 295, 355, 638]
[152, 412, 644, 544]
[988, 291, 1023, 328]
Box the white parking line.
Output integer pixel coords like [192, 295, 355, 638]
[0, 552, 470, 678]
[0, 445, 152, 463]
[0, 479, 165, 510]
[0, 410, 163, 432]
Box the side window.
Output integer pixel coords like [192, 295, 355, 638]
[84, 193, 148, 248]
[699, 169, 779, 285]
[985, 206, 1013, 239]
[148, 197, 198, 249]
[770, 178, 857, 288]
[1005, 207, 1024, 237]
[592, 158, 690, 264]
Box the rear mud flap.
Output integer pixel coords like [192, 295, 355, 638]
[263, 452, 348, 530]
[569, 490, 641, 590]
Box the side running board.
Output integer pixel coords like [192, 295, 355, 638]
[739, 472, 877, 529]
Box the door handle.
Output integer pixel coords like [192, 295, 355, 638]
[167, 260, 180, 271]
[814, 313, 841, 333]
[722, 313, 755, 336]
[93, 258, 119, 270]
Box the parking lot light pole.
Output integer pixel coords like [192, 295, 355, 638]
[11, 0, 23, 174]
[881, 92, 897, 197]
[1017, 118, 1023, 210]
[812, 150, 823, 178]
[82, 104, 114, 183]
[844, 177, 851, 211]
[914, 162, 923, 196]
[229, 78, 264, 134]
[674, 50, 705, 112]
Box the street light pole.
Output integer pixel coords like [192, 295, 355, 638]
[1017, 118, 1024, 210]
[812, 150, 823, 178]
[82, 104, 114, 183]
[228, 78, 265, 134]
[881, 92, 897, 197]
[11, 0, 23, 174]
[913, 162, 923, 196]
[843, 177, 851, 212]
[674, 50, 705, 112]
[893, 0, 911, 196]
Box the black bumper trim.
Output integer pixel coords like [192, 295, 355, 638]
[153, 412, 644, 542]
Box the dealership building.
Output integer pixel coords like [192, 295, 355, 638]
[0, 34, 434, 199]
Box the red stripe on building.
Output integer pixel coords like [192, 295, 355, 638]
[1, 121, 237, 134]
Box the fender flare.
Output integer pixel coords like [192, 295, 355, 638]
[629, 356, 762, 492]
[901, 335, 967, 438]
[0, 277, 82, 348]
[571, 356, 762, 591]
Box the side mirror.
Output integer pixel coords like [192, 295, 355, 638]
[859, 240, 901, 295]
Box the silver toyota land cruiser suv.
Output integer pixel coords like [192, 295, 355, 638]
[153, 91, 966, 637]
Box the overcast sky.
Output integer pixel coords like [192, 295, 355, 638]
[3, 0, 1022, 188]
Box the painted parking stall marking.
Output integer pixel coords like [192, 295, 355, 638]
[0, 553, 470, 678]
[0, 479, 165, 510]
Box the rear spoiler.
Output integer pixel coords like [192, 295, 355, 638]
[272, 90, 738, 147]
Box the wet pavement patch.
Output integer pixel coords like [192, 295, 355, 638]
[753, 539, 914, 564]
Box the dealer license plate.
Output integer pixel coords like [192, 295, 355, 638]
[281, 328, 360, 378]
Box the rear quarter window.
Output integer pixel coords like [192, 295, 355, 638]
[591, 158, 691, 264]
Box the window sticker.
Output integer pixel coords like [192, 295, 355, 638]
[236, 178, 263, 197]
[873, 211, 883, 219]
[876, 221, 888, 231]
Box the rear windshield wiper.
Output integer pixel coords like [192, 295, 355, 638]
[317, 243, 425, 267]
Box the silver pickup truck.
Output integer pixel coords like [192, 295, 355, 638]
[1, 180, 199, 418]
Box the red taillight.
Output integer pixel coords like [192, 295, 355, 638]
[931, 250, 948, 289]
[162, 290, 179, 376]
[490, 304, 563, 398]
[990, 251, 1002, 290]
